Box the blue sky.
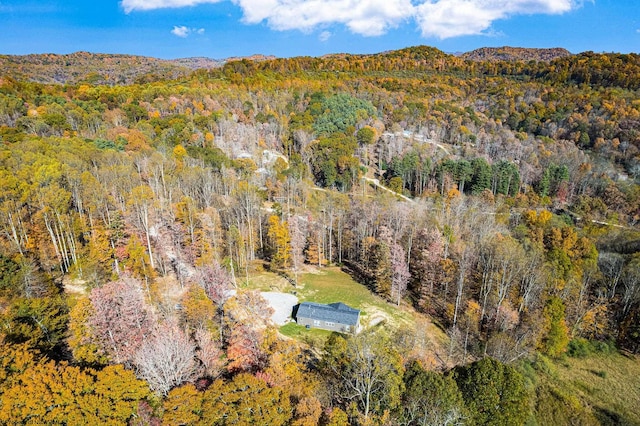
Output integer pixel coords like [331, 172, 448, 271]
[1, 0, 638, 59]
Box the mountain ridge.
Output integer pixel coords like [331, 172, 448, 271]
[2, 46, 637, 87]
[461, 46, 572, 62]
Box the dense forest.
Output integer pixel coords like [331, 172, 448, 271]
[0, 45, 639, 425]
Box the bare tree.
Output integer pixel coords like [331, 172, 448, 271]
[323, 332, 403, 420]
[518, 250, 546, 313]
[598, 252, 625, 299]
[134, 319, 199, 396]
[390, 243, 410, 306]
[288, 215, 308, 284]
[127, 185, 156, 269]
[452, 243, 474, 327]
[195, 262, 234, 304]
[193, 263, 234, 340]
[622, 261, 640, 316]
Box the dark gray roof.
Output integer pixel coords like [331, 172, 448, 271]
[297, 302, 360, 326]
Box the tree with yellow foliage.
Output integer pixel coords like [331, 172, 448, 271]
[266, 214, 291, 271]
[200, 373, 292, 425]
[0, 361, 150, 424]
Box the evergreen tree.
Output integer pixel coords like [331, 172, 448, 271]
[453, 357, 530, 426]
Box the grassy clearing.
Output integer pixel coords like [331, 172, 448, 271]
[245, 266, 413, 324]
[242, 271, 291, 292]
[245, 266, 448, 356]
[527, 349, 640, 426]
[554, 352, 640, 425]
[289, 267, 416, 330]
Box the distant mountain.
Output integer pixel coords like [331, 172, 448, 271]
[223, 54, 277, 63]
[5, 46, 634, 88]
[169, 57, 226, 70]
[0, 52, 281, 85]
[0, 52, 194, 85]
[462, 46, 572, 62]
[170, 55, 276, 69]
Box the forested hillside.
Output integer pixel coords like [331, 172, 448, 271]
[0, 45, 639, 425]
[461, 46, 572, 62]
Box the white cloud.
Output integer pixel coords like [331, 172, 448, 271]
[122, 0, 222, 14]
[171, 25, 190, 37]
[234, 0, 414, 36]
[319, 31, 332, 41]
[171, 25, 206, 37]
[416, 0, 575, 39]
[234, 0, 578, 38]
[126, 0, 581, 39]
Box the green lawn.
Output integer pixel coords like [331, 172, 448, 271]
[244, 266, 415, 334]
[243, 266, 453, 355]
[290, 267, 414, 327]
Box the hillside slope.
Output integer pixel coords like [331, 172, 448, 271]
[462, 46, 572, 62]
[0, 51, 191, 85]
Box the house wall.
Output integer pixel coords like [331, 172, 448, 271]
[297, 316, 354, 333]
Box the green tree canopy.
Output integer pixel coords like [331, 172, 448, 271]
[453, 357, 530, 426]
[313, 93, 377, 136]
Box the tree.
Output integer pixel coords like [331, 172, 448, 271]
[621, 257, 640, 316]
[180, 285, 218, 333]
[363, 237, 392, 298]
[87, 277, 153, 364]
[409, 228, 446, 311]
[67, 297, 109, 366]
[192, 263, 234, 339]
[322, 331, 404, 420]
[540, 296, 570, 358]
[266, 214, 291, 271]
[313, 93, 377, 136]
[598, 252, 625, 300]
[264, 340, 322, 426]
[127, 185, 156, 269]
[390, 243, 410, 306]
[491, 160, 520, 196]
[163, 384, 204, 426]
[356, 126, 376, 145]
[618, 302, 640, 353]
[92, 364, 152, 423]
[1, 295, 68, 357]
[0, 360, 149, 425]
[194, 327, 224, 379]
[0, 254, 21, 297]
[200, 373, 292, 425]
[0, 341, 38, 391]
[309, 134, 360, 190]
[226, 325, 268, 373]
[470, 158, 492, 194]
[224, 289, 274, 329]
[401, 360, 466, 426]
[288, 215, 308, 283]
[453, 357, 530, 426]
[133, 319, 200, 396]
[195, 262, 234, 305]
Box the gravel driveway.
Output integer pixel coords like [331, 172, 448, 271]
[261, 292, 299, 325]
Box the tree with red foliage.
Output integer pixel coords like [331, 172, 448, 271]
[88, 277, 153, 364]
